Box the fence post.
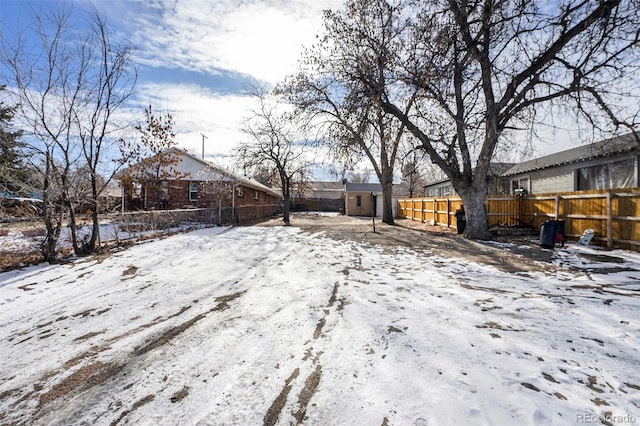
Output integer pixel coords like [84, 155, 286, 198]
[606, 190, 613, 248]
[420, 199, 424, 223]
[554, 195, 561, 220]
[432, 199, 436, 225]
[446, 198, 451, 228]
[516, 194, 523, 226]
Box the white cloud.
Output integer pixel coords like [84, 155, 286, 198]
[126, 0, 342, 84]
[135, 82, 260, 166]
[103, 0, 343, 174]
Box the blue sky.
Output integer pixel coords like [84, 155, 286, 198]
[0, 0, 342, 167]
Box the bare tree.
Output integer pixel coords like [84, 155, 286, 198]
[280, 0, 415, 225]
[237, 85, 307, 225]
[372, 0, 639, 238]
[75, 6, 136, 252]
[2, 4, 136, 258]
[120, 105, 186, 210]
[400, 147, 427, 198]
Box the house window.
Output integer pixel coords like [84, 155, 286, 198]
[576, 158, 635, 190]
[437, 185, 453, 197]
[254, 190, 259, 200]
[160, 181, 168, 200]
[356, 195, 362, 207]
[511, 177, 529, 194]
[189, 181, 199, 202]
[237, 187, 244, 197]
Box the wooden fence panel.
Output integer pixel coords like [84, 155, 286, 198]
[613, 193, 640, 247]
[397, 188, 640, 251]
[486, 195, 519, 227]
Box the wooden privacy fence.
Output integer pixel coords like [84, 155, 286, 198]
[397, 188, 640, 250]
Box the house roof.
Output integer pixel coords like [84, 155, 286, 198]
[101, 181, 122, 198]
[423, 162, 515, 188]
[307, 181, 344, 191]
[179, 148, 282, 199]
[503, 133, 640, 176]
[124, 147, 282, 199]
[344, 182, 411, 197]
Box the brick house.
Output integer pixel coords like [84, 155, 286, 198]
[119, 147, 281, 222]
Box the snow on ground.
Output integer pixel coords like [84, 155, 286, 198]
[0, 220, 210, 255]
[1, 225, 639, 425]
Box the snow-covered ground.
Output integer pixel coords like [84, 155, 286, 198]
[1, 224, 639, 425]
[0, 220, 209, 255]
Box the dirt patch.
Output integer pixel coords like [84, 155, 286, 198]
[264, 368, 300, 426]
[521, 382, 541, 392]
[212, 291, 246, 311]
[170, 386, 190, 403]
[327, 282, 339, 307]
[256, 214, 556, 274]
[37, 361, 125, 409]
[122, 265, 138, 276]
[476, 321, 524, 332]
[293, 365, 322, 424]
[74, 330, 107, 342]
[313, 318, 326, 339]
[579, 253, 625, 263]
[0, 251, 43, 272]
[110, 394, 155, 426]
[133, 313, 207, 356]
[133, 292, 245, 356]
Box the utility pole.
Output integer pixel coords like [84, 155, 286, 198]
[201, 133, 208, 159]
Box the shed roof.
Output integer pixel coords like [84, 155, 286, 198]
[503, 133, 639, 176]
[345, 182, 382, 193]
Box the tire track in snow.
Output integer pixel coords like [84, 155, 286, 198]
[1, 290, 247, 426]
[262, 244, 358, 425]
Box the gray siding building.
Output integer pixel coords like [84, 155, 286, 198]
[503, 133, 639, 194]
[423, 163, 514, 197]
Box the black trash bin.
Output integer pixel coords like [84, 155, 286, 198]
[455, 210, 466, 234]
[539, 221, 558, 249]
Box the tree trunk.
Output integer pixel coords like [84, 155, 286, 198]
[283, 190, 291, 225]
[458, 187, 493, 240]
[67, 202, 82, 256]
[88, 201, 100, 253]
[42, 209, 61, 262]
[381, 180, 394, 225]
[41, 154, 60, 262]
[87, 175, 100, 253]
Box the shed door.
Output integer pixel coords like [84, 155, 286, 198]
[376, 195, 383, 218]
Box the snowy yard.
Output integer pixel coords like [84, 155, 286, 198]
[1, 216, 639, 425]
